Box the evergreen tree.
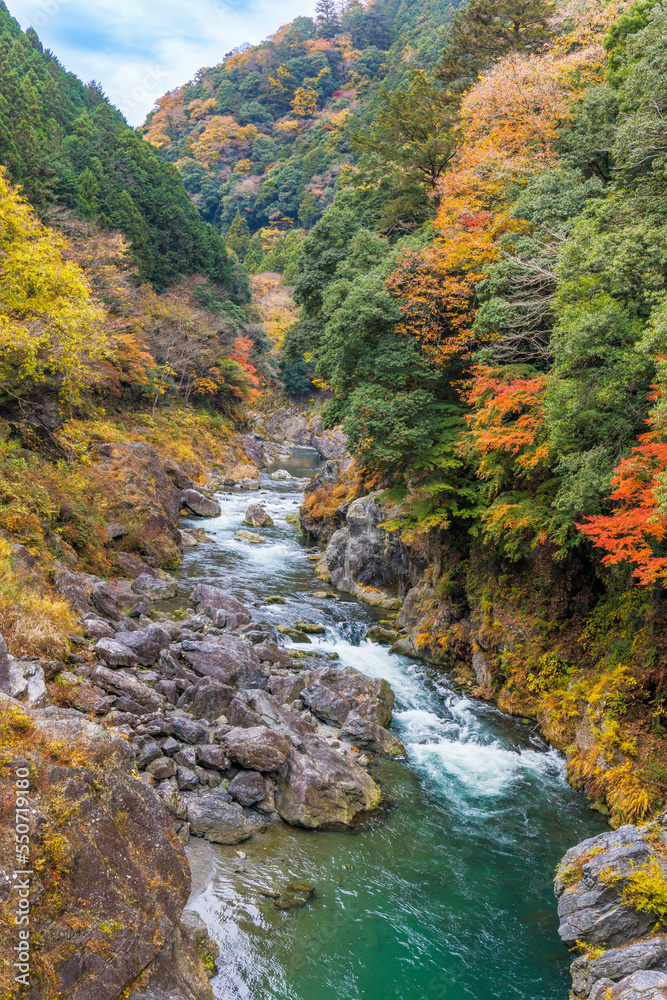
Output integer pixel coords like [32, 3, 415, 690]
[227, 210, 251, 259]
[436, 0, 556, 95]
[315, 0, 340, 38]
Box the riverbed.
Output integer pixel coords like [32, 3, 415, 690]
[178, 447, 605, 1000]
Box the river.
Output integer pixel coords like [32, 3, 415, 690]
[177, 447, 605, 1000]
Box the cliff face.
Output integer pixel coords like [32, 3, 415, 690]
[0, 695, 214, 1000]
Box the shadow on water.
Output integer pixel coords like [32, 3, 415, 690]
[176, 446, 606, 1000]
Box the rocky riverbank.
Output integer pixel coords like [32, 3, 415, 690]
[0, 427, 404, 998]
[555, 819, 667, 999]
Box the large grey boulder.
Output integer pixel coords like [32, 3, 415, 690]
[228, 770, 267, 807]
[572, 937, 667, 999]
[8, 658, 48, 707]
[189, 677, 235, 722]
[556, 826, 661, 948]
[590, 970, 667, 999]
[180, 634, 263, 688]
[113, 625, 171, 666]
[340, 712, 406, 757]
[91, 665, 164, 713]
[301, 664, 394, 728]
[184, 790, 254, 844]
[190, 584, 252, 627]
[275, 742, 382, 829]
[181, 489, 222, 518]
[222, 725, 291, 772]
[95, 638, 139, 668]
[131, 572, 178, 600]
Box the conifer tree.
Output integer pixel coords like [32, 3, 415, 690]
[437, 0, 556, 96]
[226, 210, 251, 259]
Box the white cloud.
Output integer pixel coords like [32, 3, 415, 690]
[6, 0, 317, 124]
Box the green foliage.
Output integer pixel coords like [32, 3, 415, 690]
[436, 0, 556, 94]
[0, 3, 238, 295]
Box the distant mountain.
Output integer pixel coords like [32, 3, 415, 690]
[141, 0, 457, 236]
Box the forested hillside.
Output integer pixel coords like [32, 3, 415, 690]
[0, 1, 241, 291]
[141, 0, 455, 274]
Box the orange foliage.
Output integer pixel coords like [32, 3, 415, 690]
[385, 41, 607, 370]
[579, 388, 667, 585]
[465, 365, 552, 481]
[230, 336, 260, 395]
[143, 88, 188, 149]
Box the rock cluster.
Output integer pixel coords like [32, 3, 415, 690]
[11, 572, 402, 843]
[556, 818, 667, 999]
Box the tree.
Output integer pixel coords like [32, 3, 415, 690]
[436, 0, 556, 96]
[349, 70, 459, 229]
[315, 0, 340, 38]
[291, 86, 319, 118]
[0, 169, 108, 402]
[579, 380, 667, 585]
[226, 210, 251, 259]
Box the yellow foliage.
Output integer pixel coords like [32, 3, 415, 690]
[0, 539, 77, 658]
[0, 169, 108, 401]
[291, 86, 319, 118]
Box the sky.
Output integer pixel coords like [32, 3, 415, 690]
[6, 0, 317, 125]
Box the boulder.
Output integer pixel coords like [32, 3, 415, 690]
[95, 638, 139, 668]
[254, 640, 291, 667]
[196, 745, 229, 771]
[340, 712, 406, 757]
[571, 936, 667, 999]
[131, 572, 178, 600]
[275, 742, 382, 829]
[228, 770, 267, 807]
[556, 826, 659, 948]
[190, 585, 252, 627]
[222, 725, 291, 772]
[177, 766, 199, 791]
[270, 469, 293, 480]
[172, 717, 210, 745]
[189, 677, 236, 722]
[114, 552, 158, 580]
[147, 757, 177, 780]
[81, 617, 116, 640]
[235, 530, 266, 544]
[589, 970, 667, 1000]
[8, 658, 47, 707]
[365, 625, 400, 645]
[91, 665, 163, 713]
[180, 634, 264, 688]
[113, 625, 171, 666]
[268, 674, 308, 705]
[184, 790, 254, 844]
[90, 581, 121, 620]
[181, 489, 222, 518]
[301, 665, 394, 728]
[226, 689, 315, 743]
[244, 504, 274, 527]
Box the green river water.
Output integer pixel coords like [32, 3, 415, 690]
[178, 447, 606, 1000]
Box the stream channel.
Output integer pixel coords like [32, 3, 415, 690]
[176, 446, 605, 1000]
